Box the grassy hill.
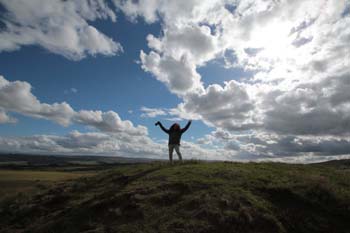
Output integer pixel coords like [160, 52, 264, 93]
[1, 161, 350, 233]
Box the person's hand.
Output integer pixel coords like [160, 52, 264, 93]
[155, 121, 160, 126]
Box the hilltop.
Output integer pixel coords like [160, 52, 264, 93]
[1, 161, 350, 233]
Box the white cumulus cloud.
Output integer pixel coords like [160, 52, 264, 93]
[0, 0, 122, 60]
[0, 75, 147, 136]
[0, 110, 17, 124]
[0, 75, 75, 126]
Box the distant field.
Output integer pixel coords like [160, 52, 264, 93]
[0, 169, 96, 199]
[0, 161, 28, 166]
[0, 153, 145, 200]
[0, 154, 149, 201]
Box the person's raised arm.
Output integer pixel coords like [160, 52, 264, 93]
[181, 120, 192, 133]
[156, 121, 169, 134]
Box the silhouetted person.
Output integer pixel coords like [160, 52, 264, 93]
[155, 120, 192, 163]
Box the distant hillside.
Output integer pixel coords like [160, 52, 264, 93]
[316, 159, 350, 168]
[1, 161, 350, 233]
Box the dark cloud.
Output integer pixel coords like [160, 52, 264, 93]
[292, 36, 313, 47]
[289, 18, 317, 35]
[244, 47, 263, 56]
[256, 135, 350, 157]
[182, 80, 259, 130]
[264, 72, 350, 136]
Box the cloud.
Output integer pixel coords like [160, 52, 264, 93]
[128, 0, 350, 160]
[140, 106, 167, 118]
[137, 10, 221, 96]
[146, 24, 219, 65]
[0, 131, 160, 157]
[2, 70, 349, 162]
[113, 0, 215, 25]
[125, 0, 350, 137]
[64, 88, 78, 95]
[0, 75, 75, 126]
[197, 129, 350, 162]
[241, 133, 350, 158]
[0, 75, 147, 135]
[112, 0, 160, 23]
[0, 130, 228, 160]
[54, 131, 112, 150]
[263, 71, 350, 136]
[75, 110, 148, 136]
[177, 80, 260, 130]
[139, 105, 199, 121]
[0, 110, 17, 124]
[256, 154, 350, 164]
[0, 0, 122, 60]
[140, 50, 203, 96]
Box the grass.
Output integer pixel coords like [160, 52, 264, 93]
[0, 161, 349, 233]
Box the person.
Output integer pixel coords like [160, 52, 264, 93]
[155, 120, 192, 163]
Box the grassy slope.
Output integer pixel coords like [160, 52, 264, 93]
[1, 161, 350, 233]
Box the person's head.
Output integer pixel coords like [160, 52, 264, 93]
[170, 123, 180, 131]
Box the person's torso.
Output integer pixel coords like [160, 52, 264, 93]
[168, 130, 182, 145]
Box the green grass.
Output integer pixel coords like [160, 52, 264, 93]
[0, 161, 350, 233]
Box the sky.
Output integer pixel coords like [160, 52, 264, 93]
[0, 0, 349, 163]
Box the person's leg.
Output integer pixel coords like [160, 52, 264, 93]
[168, 144, 174, 163]
[174, 145, 182, 161]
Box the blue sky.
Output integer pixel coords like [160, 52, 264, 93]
[0, 15, 173, 136]
[0, 0, 349, 163]
[0, 6, 217, 146]
[0, 6, 244, 140]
